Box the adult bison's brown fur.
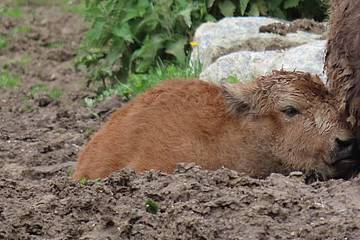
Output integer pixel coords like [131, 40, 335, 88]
[74, 70, 359, 181]
[325, 0, 360, 138]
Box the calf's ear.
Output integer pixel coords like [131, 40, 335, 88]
[222, 82, 255, 114]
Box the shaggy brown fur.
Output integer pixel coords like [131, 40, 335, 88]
[74, 70, 358, 180]
[325, 0, 360, 134]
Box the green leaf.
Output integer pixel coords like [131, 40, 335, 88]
[227, 75, 240, 83]
[122, 9, 142, 22]
[136, 11, 159, 34]
[178, 7, 192, 28]
[248, 3, 260, 16]
[113, 23, 133, 43]
[157, 0, 173, 9]
[268, 0, 283, 9]
[121, 0, 150, 23]
[0, 35, 7, 50]
[145, 199, 159, 214]
[283, 0, 300, 9]
[271, 7, 286, 19]
[86, 20, 107, 46]
[205, 14, 216, 22]
[137, 0, 151, 11]
[131, 35, 164, 72]
[239, 0, 250, 15]
[106, 39, 124, 65]
[219, 0, 236, 17]
[165, 37, 187, 63]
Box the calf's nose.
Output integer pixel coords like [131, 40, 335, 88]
[334, 137, 358, 162]
[336, 137, 357, 151]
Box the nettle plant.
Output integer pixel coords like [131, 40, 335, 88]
[76, 0, 212, 86]
[77, 0, 328, 87]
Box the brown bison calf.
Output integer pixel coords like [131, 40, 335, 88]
[74, 70, 359, 180]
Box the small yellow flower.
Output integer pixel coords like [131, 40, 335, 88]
[190, 41, 199, 47]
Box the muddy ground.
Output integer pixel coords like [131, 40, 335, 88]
[1, 3, 360, 240]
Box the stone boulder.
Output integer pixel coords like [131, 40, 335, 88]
[191, 17, 327, 84]
[200, 40, 326, 84]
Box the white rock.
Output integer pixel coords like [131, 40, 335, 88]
[191, 17, 324, 69]
[199, 40, 326, 84]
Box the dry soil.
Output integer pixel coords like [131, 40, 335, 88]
[1, 4, 360, 240]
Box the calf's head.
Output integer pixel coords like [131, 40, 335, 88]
[224, 70, 360, 180]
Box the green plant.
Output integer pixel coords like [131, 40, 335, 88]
[94, 178, 102, 185]
[49, 88, 63, 101]
[76, 0, 213, 86]
[0, 35, 6, 51]
[145, 199, 159, 214]
[30, 83, 48, 98]
[0, 6, 23, 18]
[84, 97, 96, 108]
[0, 70, 21, 88]
[2, 55, 31, 74]
[67, 168, 74, 177]
[84, 127, 96, 138]
[62, 0, 87, 15]
[19, 96, 34, 113]
[11, 25, 31, 36]
[227, 75, 240, 83]
[87, 60, 201, 104]
[29, 83, 63, 101]
[17, 54, 32, 67]
[79, 177, 88, 186]
[119, 60, 202, 98]
[78, 0, 328, 89]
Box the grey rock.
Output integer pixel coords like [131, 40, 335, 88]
[200, 40, 326, 84]
[191, 17, 324, 69]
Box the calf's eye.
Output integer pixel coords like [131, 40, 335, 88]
[281, 106, 300, 117]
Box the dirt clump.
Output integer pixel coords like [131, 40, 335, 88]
[260, 19, 326, 36]
[2, 166, 360, 239]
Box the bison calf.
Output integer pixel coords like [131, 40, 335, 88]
[74, 70, 359, 180]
